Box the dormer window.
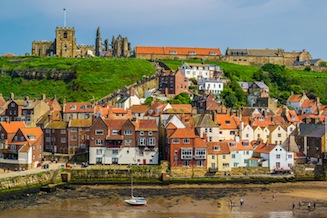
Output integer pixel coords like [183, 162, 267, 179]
[209, 52, 217, 56]
[225, 120, 231, 125]
[242, 141, 249, 146]
[70, 105, 76, 110]
[214, 146, 220, 151]
[27, 134, 36, 140]
[188, 51, 196, 55]
[81, 105, 86, 110]
[230, 142, 236, 147]
[170, 51, 177, 55]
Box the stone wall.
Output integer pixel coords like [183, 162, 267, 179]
[0, 171, 54, 190]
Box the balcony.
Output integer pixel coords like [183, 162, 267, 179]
[106, 140, 122, 148]
[194, 155, 206, 159]
[208, 167, 218, 173]
[181, 155, 192, 159]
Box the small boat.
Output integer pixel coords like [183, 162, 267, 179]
[124, 196, 147, 206]
[124, 170, 147, 206]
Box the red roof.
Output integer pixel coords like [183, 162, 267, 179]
[135, 46, 221, 56]
[0, 122, 26, 133]
[215, 114, 238, 129]
[254, 143, 276, 154]
[226, 140, 252, 151]
[64, 102, 94, 113]
[134, 119, 157, 131]
[170, 128, 196, 139]
[287, 94, 303, 103]
[301, 99, 315, 108]
[207, 141, 230, 154]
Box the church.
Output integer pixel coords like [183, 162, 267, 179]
[31, 26, 132, 58]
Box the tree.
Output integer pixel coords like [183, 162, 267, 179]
[144, 96, 153, 105]
[304, 66, 311, 72]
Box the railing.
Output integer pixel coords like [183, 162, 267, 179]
[208, 167, 218, 173]
[181, 155, 192, 159]
[194, 155, 206, 159]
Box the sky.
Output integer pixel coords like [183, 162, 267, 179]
[0, 0, 326, 59]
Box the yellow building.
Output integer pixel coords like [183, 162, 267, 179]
[207, 141, 231, 172]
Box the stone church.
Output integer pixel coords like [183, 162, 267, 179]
[32, 26, 132, 58]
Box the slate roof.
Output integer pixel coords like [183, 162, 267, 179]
[194, 114, 217, 128]
[298, 123, 326, 137]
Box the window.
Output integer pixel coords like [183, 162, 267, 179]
[96, 157, 102, 163]
[229, 142, 236, 147]
[232, 154, 235, 159]
[148, 131, 153, 136]
[11, 145, 16, 151]
[125, 139, 131, 146]
[138, 138, 146, 146]
[182, 160, 190, 167]
[71, 128, 77, 132]
[11, 103, 15, 107]
[140, 131, 145, 136]
[288, 154, 292, 159]
[223, 163, 229, 167]
[139, 151, 144, 156]
[172, 139, 180, 144]
[222, 155, 226, 160]
[46, 137, 51, 142]
[278, 133, 281, 137]
[189, 51, 196, 55]
[95, 130, 104, 135]
[170, 51, 177, 55]
[276, 154, 281, 159]
[244, 159, 249, 164]
[112, 150, 118, 155]
[148, 137, 155, 146]
[208, 136, 212, 142]
[124, 130, 132, 135]
[214, 146, 220, 151]
[225, 120, 231, 125]
[230, 131, 235, 135]
[96, 149, 103, 155]
[61, 138, 66, 143]
[112, 130, 118, 135]
[71, 136, 77, 141]
[209, 52, 217, 56]
[0, 143, 3, 149]
[183, 138, 190, 144]
[61, 130, 66, 134]
[63, 32, 68, 38]
[209, 128, 212, 133]
[95, 139, 103, 145]
[233, 163, 238, 167]
[212, 155, 215, 159]
[276, 162, 281, 168]
[197, 160, 204, 167]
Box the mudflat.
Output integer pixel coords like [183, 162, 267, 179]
[1, 181, 326, 217]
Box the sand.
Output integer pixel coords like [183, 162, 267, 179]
[1, 181, 327, 217]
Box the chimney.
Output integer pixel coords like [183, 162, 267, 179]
[203, 132, 207, 142]
[10, 92, 14, 100]
[41, 93, 46, 100]
[235, 136, 240, 142]
[130, 87, 135, 97]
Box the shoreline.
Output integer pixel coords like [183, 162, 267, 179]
[1, 181, 327, 217]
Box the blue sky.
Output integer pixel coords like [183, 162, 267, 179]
[0, 0, 326, 59]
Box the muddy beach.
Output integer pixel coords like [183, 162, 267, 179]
[1, 181, 327, 217]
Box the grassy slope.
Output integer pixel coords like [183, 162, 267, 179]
[0, 57, 155, 102]
[162, 59, 327, 104]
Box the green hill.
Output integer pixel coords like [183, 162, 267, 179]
[0, 57, 156, 102]
[162, 59, 327, 105]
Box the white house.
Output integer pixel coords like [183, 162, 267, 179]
[180, 63, 220, 80]
[116, 87, 141, 110]
[253, 143, 294, 172]
[240, 123, 254, 142]
[198, 78, 224, 95]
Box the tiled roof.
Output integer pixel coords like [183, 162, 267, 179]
[226, 140, 253, 151]
[69, 119, 92, 128]
[254, 143, 276, 154]
[20, 127, 43, 143]
[169, 104, 192, 113]
[19, 144, 30, 152]
[45, 121, 67, 129]
[135, 46, 221, 56]
[215, 114, 238, 129]
[107, 119, 128, 130]
[170, 128, 196, 139]
[287, 94, 303, 103]
[194, 137, 207, 148]
[301, 99, 315, 108]
[64, 102, 94, 113]
[134, 119, 157, 131]
[294, 152, 306, 158]
[0, 121, 26, 133]
[164, 108, 190, 114]
[129, 105, 149, 113]
[207, 141, 230, 154]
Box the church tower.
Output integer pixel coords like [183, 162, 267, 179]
[55, 27, 77, 57]
[95, 26, 102, 56]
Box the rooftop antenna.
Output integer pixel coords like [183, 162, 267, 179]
[63, 8, 66, 27]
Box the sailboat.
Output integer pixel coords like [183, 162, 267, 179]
[124, 170, 147, 206]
